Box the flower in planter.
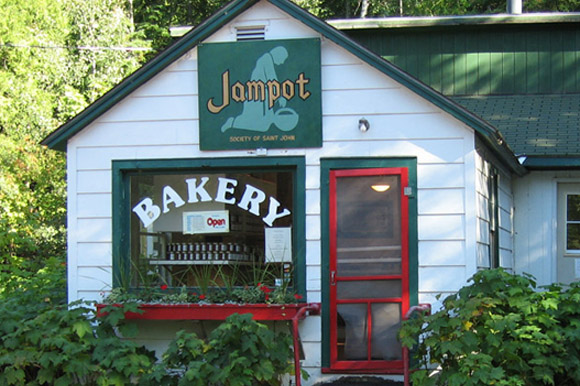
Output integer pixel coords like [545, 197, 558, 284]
[160, 284, 168, 290]
[258, 284, 272, 301]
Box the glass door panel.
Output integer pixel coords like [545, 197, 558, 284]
[337, 304, 368, 360]
[371, 303, 402, 361]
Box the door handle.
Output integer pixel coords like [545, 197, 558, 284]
[330, 270, 336, 286]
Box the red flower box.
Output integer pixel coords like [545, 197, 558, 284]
[96, 303, 318, 321]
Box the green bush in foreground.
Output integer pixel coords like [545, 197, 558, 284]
[143, 313, 296, 386]
[0, 293, 155, 386]
[0, 282, 297, 385]
[400, 268, 580, 386]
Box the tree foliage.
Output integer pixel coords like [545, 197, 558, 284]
[0, 136, 66, 293]
[65, 0, 149, 106]
[133, 0, 227, 56]
[293, 0, 580, 18]
[130, 0, 580, 51]
[0, 0, 147, 141]
[0, 0, 147, 295]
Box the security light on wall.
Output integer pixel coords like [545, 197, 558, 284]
[358, 118, 370, 132]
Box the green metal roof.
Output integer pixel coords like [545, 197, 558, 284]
[336, 20, 580, 96]
[332, 15, 580, 170]
[453, 94, 580, 168]
[40, 0, 525, 175]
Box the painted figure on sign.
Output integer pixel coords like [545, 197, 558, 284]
[221, 46, 299, 133]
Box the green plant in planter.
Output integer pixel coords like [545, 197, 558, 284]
[104, 284, 195, 304]
[232, 283, 268, 303]
[399, 268, 580, 386]
[143, 313, 298, 386]
[102, 281, 304, 305]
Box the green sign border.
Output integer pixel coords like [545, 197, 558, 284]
[198, 38, 322, 150]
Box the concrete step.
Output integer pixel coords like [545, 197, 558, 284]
[313, 376, 404, 385]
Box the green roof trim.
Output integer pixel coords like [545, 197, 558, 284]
[328, 12, 580, 30]
[41, 0, 525, 175]
[521, 156, 580, 169]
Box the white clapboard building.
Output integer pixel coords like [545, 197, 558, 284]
[42, 0, 580, 383]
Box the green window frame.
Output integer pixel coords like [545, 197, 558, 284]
[112, 156, 306, 297]
[320, 157, 418, 372]
[488, 168, 500, 268]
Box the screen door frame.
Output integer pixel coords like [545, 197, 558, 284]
[328, 167, 410, 372]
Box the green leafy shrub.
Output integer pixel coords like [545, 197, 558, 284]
[0, 259, 300, 385]
[144, 313, 296, 386]
[0, 290, 300, 386]
[0, 286, 156, 385]
[399, 268, 580, 386]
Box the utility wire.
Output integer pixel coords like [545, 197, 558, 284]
[0, 42, 152, 52]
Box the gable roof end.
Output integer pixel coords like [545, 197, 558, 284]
[40, 0, 526, 176]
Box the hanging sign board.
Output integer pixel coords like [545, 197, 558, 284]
[198, 38, 322, 150]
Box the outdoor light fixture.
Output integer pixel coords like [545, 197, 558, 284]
[358, 118, 370, 132]
[371, 184, 390, 193]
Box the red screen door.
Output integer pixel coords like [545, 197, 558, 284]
[329, 168, 409, 372]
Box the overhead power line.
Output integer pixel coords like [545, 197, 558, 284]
[0, 42, 152, 52]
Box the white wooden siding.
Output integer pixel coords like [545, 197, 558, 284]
[513, 171, 580, 287]
[64, 1, 486, 383]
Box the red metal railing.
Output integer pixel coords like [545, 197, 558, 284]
[96, 302, 321, 386]
[402, 304, 431, 386]
[292, 303, 321, 386]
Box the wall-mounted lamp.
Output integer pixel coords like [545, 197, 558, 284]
[358, 118, 370, 132]
[371, 184, 390, 193]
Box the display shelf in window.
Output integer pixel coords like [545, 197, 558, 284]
[148, 259, 254, 266]
[165, 241, 258, 262]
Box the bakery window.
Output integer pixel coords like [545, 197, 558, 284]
[112, 157, 305, 297]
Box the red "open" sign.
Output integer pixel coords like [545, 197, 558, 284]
[207, 217, 226, 227]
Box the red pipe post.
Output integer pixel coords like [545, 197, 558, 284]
[292, 303, 321, 386]
[403, 304, 431, 386]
